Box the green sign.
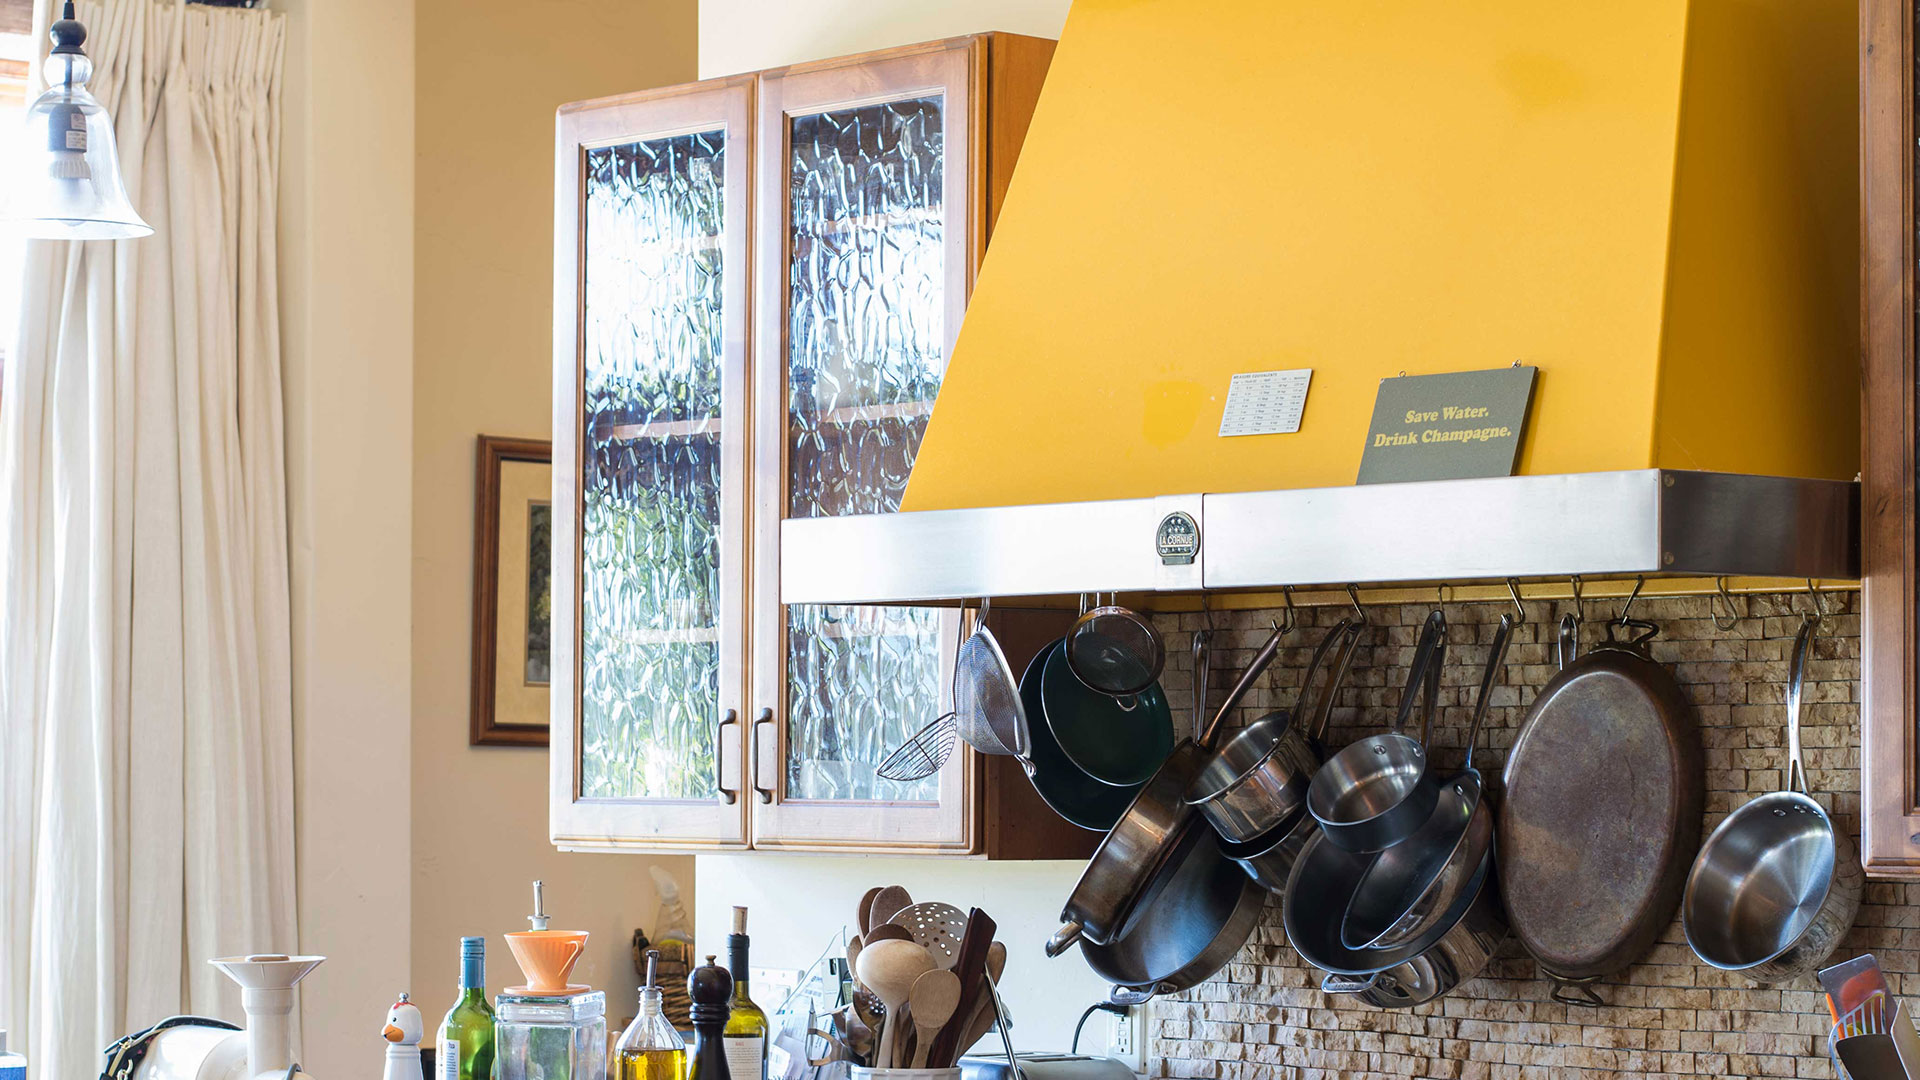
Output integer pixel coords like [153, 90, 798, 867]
[1357, 366, 1538, 484]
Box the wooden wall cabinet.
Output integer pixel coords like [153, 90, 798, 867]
[1861, 0, 1920, 876]
[550, 35, 1084, 858]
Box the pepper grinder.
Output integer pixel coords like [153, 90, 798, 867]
[686, 954, 734, 1080]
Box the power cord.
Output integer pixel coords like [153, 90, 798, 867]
[1070, 1001, 1132, 1054]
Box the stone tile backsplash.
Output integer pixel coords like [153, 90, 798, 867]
[1143, 591, 1881, 1080]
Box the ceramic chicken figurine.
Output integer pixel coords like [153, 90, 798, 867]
[381, 993, 424, 1080]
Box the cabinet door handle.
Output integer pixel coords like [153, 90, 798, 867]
[715, 708, 739, 805]
[751, 707, 776, 804]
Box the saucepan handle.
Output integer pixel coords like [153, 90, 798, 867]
[1107, 985, 1155, 1007]
[1785, 614, 1815, 795]
[1045, 920, 1084, 958]
[1547, 973, 1604, 1008]
[1320, 972, 1378, 995]
[1556, 612, 1578, 670]
[1392, 609, 1447, 744]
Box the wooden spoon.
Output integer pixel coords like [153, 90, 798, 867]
[846, 934, 864, 987]
[864, 922, 913, 944]
[857, 887, 883, 934]
[870, 884, 914, 928]
[855, 938, 935, 1070]
[908, 968, 962, 1068]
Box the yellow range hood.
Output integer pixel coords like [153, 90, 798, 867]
[781, 0, 1863, 605]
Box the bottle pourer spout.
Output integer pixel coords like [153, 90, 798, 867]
[644, 948, 660, 990]
[528, 879, 549, 931]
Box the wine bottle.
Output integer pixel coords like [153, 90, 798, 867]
[617, 950, 687, 1080]
[435, 936, 496, 1080]
[723, 907, 768, 1080]
[686, 954, 734, 1080]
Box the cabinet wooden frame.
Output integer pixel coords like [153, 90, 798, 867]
[549, 35, 1077, 857]
[748, 38, 981, 852]
[1861, 0, 1920, 876]
[551, 76, 756, 851]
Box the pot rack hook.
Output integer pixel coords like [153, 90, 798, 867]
[1710, 577, 1741, 632]
[1806, 578, 1830, 624]
[1505, 578, 1528, 624]
[1567, 575, 1585, 625]
[1346, 583, 1367, 624]
[1281, 585, 1298, 634]
[1617, 575, 1646, 626]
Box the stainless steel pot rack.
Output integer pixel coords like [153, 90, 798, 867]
[780, 470, 1858, 609]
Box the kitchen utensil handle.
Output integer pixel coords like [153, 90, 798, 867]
[1556, 612, 1578, 669]
[1106, 985, 1154, 1007]
[1463, 614, 1514, 771]
[1045, 921, 1083, 958]
[716, 708, 740, 804]
[1787, 615, 1815, 794]
[1393, 609, 1447, 743]
[987, 973, 1024, 1080]
[752, 707, 776, 803]
[1548, 974, 1605, 1008]
[1201, 621, 1288, 747]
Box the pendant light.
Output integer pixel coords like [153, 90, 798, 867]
[11, 2, 151, 239]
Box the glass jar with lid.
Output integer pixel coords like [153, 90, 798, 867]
[494, 988, 607, 1080]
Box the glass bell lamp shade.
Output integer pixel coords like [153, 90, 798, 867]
[11, 10, 151, 240]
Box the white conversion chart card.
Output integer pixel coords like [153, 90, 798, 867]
[1218, 368, 1313, 437]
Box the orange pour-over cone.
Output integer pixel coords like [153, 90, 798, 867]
[504, 930, 588, 993]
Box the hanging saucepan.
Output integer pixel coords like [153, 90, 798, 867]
[1047, 622, 1289, 955]
[1498, 600, 1702, 1006]
[1308, 609, 1447, 852]
[1041, 643, 1174, 787]
[951, 599, 1028, 758]
[1342, 613, 1512, 950]
[1283, 827, 1507, 1009]
[1682, 613, 1863, 986]
[1187, 619, 1363, 843]
[1065, 594, 1166, 699]
[1018, 638, 1141, 831]
[1083, 828, 1269, 1004]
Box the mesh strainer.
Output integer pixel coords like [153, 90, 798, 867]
[875, 712, 958, 782]
[953, 599, 1030, 758]
[1065, 596, 1165, 698]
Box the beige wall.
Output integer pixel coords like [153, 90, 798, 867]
[410, 0, 701, 1021]
[278, 0, 416, 1071]
[690, 0, 1110, 1059]
[698, 0, 1071, 77]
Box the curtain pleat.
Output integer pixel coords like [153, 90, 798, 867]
[0, 4, 292, 1076]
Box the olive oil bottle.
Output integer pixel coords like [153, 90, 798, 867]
[616, 950, 686, 1080]
[723, 907, 768, 1080]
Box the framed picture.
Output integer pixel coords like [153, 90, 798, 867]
[471, 435, 554, 746]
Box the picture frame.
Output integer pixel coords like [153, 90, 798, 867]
[471, 435, 554, 747]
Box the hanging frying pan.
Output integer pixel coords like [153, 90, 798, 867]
[1497, 611, 1703, 1006]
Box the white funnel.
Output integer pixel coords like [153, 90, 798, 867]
[210, 954, 325, 1079]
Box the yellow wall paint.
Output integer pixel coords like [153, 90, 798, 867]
[904, 0, 1858, 512]
[412, 0, 699, 1016]
[1652, 0, 1860, 479]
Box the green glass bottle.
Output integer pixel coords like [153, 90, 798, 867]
[436, 936, 496, 1080]
[722, 907, 768, 1080]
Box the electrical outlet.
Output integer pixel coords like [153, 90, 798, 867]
[1107, 1004, 1145, 1073]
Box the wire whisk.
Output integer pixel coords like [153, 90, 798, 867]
[875, 712, 957, 782]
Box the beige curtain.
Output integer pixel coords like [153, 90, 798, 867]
[0, 4, 292, 1076]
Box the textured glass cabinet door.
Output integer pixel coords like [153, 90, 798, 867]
[552, 81, 753, 849]
[751, 42, 977, 850]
